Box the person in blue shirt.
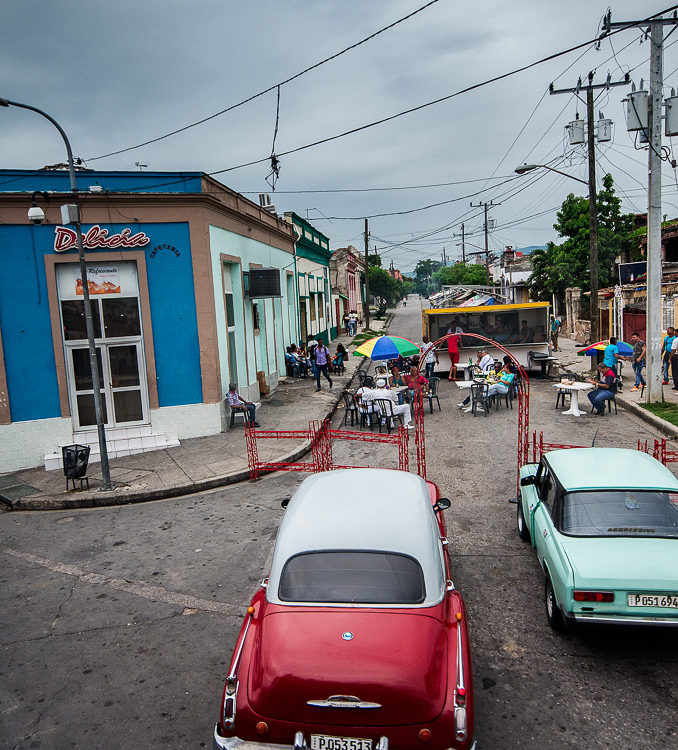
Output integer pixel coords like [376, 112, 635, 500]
[662, 326, 676, 384]
[602, 336, 627, 376]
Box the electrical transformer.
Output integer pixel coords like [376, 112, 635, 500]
[566, 119, 585, 145]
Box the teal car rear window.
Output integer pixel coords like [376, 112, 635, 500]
[562, 490, 678, 538]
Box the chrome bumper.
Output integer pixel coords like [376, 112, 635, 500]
[214, 726, 475, 750]
[214, 725, 300, 750]
[574, 613, 678, 626]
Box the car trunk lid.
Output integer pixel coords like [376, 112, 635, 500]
[247, 608, 448, 726]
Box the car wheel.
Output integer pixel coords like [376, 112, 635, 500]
[517, 496, 530, 542]
[545, 575, 567, 631]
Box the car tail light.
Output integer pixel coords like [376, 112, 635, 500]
[222, 678, 238, 729]
[418, 729, 431, 742]
[456, 686, 466, 706]
[256, 722, 268, 735]
[573, 591, 614, 602]
[454, 707, 467, 741]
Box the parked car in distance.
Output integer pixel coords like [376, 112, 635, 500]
[518, 447, 678, 630]
[214, 468, 475, 750]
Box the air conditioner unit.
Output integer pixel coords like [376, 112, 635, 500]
[258, 193, 276, 214]
[245, 268, 282, 298]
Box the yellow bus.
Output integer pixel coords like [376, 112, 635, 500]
[422, 302, 552, 373]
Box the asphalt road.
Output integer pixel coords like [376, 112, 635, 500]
[1, 295, 676, 749]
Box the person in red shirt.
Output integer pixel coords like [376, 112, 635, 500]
[447, 333, 461, 381]
[404, 365, 429, 402]
[587, 363, 617, 415]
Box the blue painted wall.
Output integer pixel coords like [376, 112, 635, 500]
[0, 221, 202, 422]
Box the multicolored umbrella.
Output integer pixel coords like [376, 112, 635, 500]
[577, 340, 633, 357]
[353, 335, 421, 360]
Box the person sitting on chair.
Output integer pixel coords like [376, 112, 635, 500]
[486, 362, 515, 399]
[514, 320, 534, 344]
[365, 378, 415, 429]
[404, 365, 429, 403]
[587, 363, 617, 415]
[227, 383, 259, 427]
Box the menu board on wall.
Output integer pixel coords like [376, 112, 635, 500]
[56, 261, 139, 301]
[76, 265, 121, 295]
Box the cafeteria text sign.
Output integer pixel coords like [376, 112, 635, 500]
[54, 225, 150, 253]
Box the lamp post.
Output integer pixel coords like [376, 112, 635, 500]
[1, 97, 113, 490]
[514, 162, 597, 342]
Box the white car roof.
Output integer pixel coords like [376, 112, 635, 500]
[266, 469, 446, 608]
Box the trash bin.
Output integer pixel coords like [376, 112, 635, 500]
[62, 444, 90, 490]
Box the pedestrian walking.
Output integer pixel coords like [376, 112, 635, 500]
[550, 314, 562, 351]
[629, 332, 646, 392]
[419, 336, 438, 379]
[313, 341, 333, 391]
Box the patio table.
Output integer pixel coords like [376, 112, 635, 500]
[553, 381, 594, 417]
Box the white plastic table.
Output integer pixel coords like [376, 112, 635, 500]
[553, 381, 594, 416]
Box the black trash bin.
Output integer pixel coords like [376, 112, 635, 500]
[62, 444, 90, 490]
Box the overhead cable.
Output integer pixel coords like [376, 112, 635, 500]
[86, 0, 442, 161]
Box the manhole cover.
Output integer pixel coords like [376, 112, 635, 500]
[0, 474, 41, 504]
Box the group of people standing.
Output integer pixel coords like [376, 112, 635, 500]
[343, 311, 360, 337]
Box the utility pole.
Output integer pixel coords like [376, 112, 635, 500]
[461, 223, 466, 264]
[550, 71, 630, 346]
[470, 201, 496, 285]
[601, 10, 678, 403]
[364, 218, 370, 329]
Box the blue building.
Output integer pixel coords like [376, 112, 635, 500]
[0, 170, 298, 472]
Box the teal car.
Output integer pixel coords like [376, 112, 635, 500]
[518, 448, 678, 630]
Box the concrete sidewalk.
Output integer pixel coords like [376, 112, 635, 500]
[556, 335, 678, 438]
[2, 320, 390, 510]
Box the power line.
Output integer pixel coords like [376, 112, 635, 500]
[87, 0, 443, 161]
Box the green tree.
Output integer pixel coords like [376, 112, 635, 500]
[432, 262, 488, 287]
[413, 259, 441, 295]
[368, 266, 398, 316]
[528, 173, 635, 303]
[368, 252, 382, 267]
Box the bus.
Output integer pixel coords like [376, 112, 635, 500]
[422, 302, 551, 372]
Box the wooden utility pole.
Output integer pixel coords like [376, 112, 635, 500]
[470, 201, 496, 284]
[586, 77, 600, 344]
[364, 218, 370, 329]
[550, 71, 629, 345]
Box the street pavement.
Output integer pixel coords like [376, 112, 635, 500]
[2, 320, 387, 510]
[2, 296, 678, 749]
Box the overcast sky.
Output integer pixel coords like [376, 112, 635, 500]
[3, 1, 677, 272]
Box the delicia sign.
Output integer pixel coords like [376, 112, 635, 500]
[54, 225, 150, 253]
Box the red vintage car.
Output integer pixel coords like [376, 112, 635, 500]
[214, 469, 475, 750]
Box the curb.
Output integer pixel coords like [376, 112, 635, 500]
[11, 362, 367, 511]
[556, 361, 678, 441]
[614, 394, 678, 439]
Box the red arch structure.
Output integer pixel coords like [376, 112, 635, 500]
[416, 332, 530, 493]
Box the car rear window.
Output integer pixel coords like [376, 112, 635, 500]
[562, 490, 678, 538]
[278, 551, 426, 604]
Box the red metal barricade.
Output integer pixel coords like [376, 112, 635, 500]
[246, 418, 409, 481]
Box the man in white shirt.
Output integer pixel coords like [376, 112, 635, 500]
[363, 378, 414, 428]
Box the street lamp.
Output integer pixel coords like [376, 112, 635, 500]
[514, 163, 588, 185]
[514, 162, 598, 343]
[1, 97, 114, 490]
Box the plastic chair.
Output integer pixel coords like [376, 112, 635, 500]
[425, 377, 441, 413]
[355, 394, 376, 430]
[470, 382, 490, 417]
[341, 391, 358, 426]
[374, 398, 404, 434]
[590, 393, 618, 415]
[555, 375, 573, 409]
